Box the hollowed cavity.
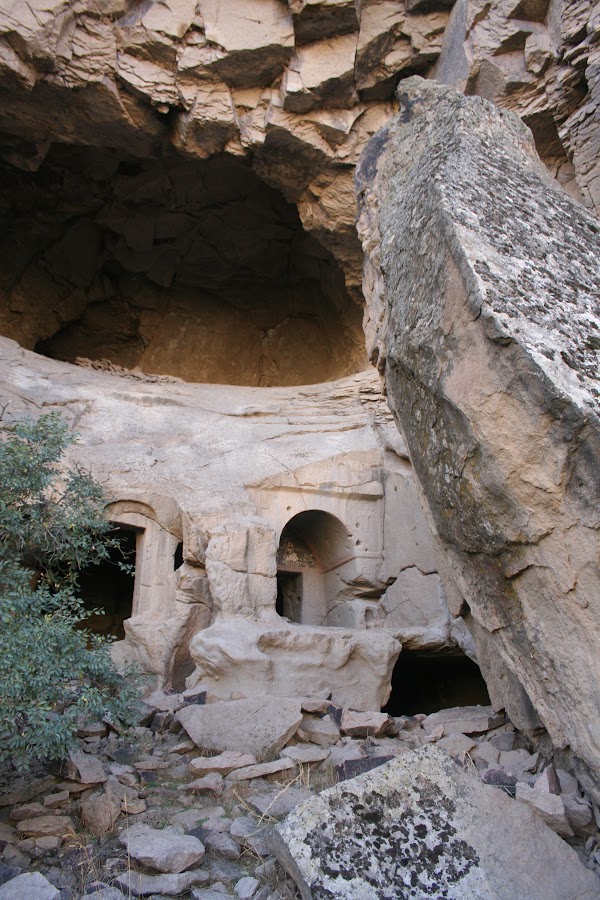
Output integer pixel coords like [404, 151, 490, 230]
[383, 649, 491, 716]
[0, 144, 366, 386]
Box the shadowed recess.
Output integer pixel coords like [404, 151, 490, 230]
[0, 143, 366, 386]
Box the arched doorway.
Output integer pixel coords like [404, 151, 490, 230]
[276, 510, 353, 626]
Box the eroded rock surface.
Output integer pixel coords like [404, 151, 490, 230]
[271, 745, 600, 899]
[0, 0, 597, 388]
[356, 77, 600, 796]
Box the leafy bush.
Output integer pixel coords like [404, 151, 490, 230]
[0, 412, 138, 769]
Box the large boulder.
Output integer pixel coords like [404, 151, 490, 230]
[177, 697, 303, 758]
[271, 746, 600, 899]
[356, 77, 600, 798]
[187, 618, 400, 711]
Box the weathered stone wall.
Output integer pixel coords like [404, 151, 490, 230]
[356, 76, 600, 797]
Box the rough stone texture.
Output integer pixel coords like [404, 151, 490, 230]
[356, 77, 600, 798]
[0, 337, 450, 693]
[433, 0, 600, 216]
[0, 0, 595, 394]
[119, 823, 205, 873]
[0, 0, 455, 380]
[177, 698, 303, 758]
[271, 745, 600, 899]
[188, 618, 400, 711]
[115, 869, 209, 897]
[0, 872, 59, 900]
[190, 751, 258, 777]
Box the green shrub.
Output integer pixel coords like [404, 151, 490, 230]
[0, 412, 138, 769]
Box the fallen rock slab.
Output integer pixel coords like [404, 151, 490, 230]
[190, 751, 258, 776]
[177, 698, 302, 758]
[115, 869, 209, 897]
[226, 758, 297, 782]
[184, 774, 224, 794]
[67, 750, 107, 784]
[340, 710, 392, 737]
[422, 706, 504, 736]
[271, 746, 600, 899]
[120, 823, 205, 873]
[15, 815, 72, 838]
[249, 786, 312, 818]
[296, 715, 339, 746]
[280, 745, 330, 764]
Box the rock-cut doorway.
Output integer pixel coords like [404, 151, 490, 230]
[276, 510, 353, 626]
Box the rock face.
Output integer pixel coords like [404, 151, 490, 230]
[356, 77, 600, 796]
[434, 0, 600, 215]
[0, 0, 597, 389]
[0, 335, 457, 702]
[271, 746, 600, 899]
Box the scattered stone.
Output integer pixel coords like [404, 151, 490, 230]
[115, 869, 210, 897]
[339, 710, 392, 737]
[280, 745, 330, 764]
[43, 791, 70, 808]
[489, 732, 519, 752]
[15, 815, 72, 839]
[515, 783, 574, 838]
[235, 876, 260, 898]
[171, 808, 226, 830]
[248, 786, 312, 818]
[120, 823, 205, 873]
[562, 794, 594, 834]
[144, 690, 184, 714]
[226, 759, 297, 782]
[178, 699, 302, 758]
[184, 774, 224, 794]
[300, 699, 329, 715]
[0, 871, 60, 899]
[199, 817, 232, 834]
[470, 742, 499, 768]
[10, 803, 47, 822]
[229, 818, 270, 857]
[437, 732, 476, 762]
[0, 864, 22, 886]
[81, 793, 121, 837]
[0, 822, 16, 844]
[190, 751, 258, 777]
[271, 746, 600, 899]
[204, 831, 241, 859]
[35, 835, 61, 850]
[422, 706, 504, 736]
[296, 716, 339, 746]
[67, 750, 107, 784]
[534, 765, 561, 795]
[1, 846, 29, 869]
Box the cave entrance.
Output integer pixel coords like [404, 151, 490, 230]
[276, 510, 353, 626]
[0, 144, 366, 387]
[382, 649, 491, 717]
[78, 527, 137, 640]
